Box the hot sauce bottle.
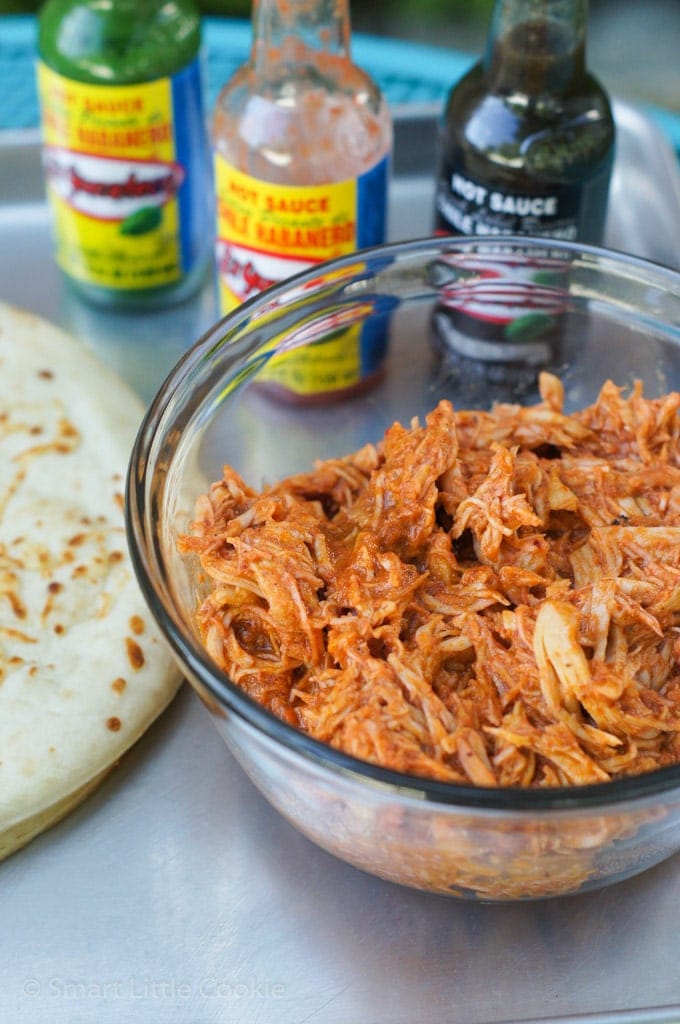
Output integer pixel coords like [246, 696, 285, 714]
[434, 0, 615, 244]
[212, 0, 393, 403]
[37, 0, 212, 309]
[431, 0, 615, 395]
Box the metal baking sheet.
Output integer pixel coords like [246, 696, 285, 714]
[0, 103, 680, 1024]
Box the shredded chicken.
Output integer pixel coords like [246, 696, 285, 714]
[180, 374, 680, 788]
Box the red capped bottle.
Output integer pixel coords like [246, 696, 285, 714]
[433, 0, 615, 244]
[37, 0, 212, 309]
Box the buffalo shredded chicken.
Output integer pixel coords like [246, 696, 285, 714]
[179, 373, 680, 788]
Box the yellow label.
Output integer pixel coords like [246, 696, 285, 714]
[213, 158, 390, 398]
[37, 62, 183, 290]
[259, 327, 365, 396]
[214, 158, 360, 314]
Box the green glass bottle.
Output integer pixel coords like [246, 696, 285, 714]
[37, 0, 211, 308]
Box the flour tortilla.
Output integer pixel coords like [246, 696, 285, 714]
[0, 302, 181, 860]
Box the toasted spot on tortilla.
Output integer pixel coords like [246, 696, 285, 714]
[126, 637, 145, 670]
[2, 626, 36, 644]
[129, 615, 145, 636]
[1, 573, 27, 619]
[111, 678, 126, 694]
[106, 717, 122, 732]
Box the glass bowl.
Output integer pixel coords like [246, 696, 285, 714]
[126, 236, 680, 901]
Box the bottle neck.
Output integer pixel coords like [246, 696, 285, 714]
[483, 0, 588, 95]
[251, 0, 352, 75]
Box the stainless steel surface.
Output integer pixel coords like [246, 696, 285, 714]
[1, 104, 680, 1023]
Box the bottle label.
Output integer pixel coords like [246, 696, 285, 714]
[214, 156, 388, 310]
[37, 60, 210, 292]
[431, 247, 571, 399]
[214, 155, 389, 398]
[259, 323, 375, 398]
[434, 248, 570, 337]
[435, 165, 583, 241]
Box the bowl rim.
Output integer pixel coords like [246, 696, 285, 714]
[126, 234, 680, 815]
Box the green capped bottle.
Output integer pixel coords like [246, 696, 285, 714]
[37, 0, 212, 308]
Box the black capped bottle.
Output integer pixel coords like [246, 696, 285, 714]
[211, 0, 392, 403]
[37, 0, 212, 309]
[433, 0, 615, 244]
